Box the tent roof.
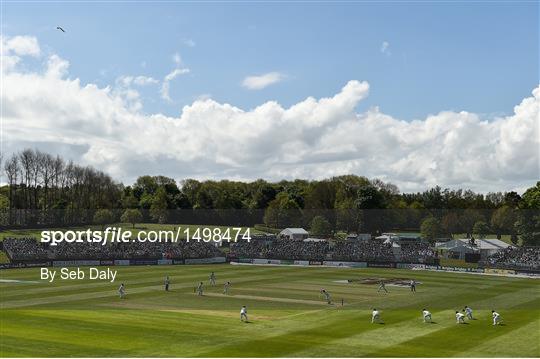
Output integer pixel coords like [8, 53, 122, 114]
[280, 228, 309, 235]
[436, 238, 511, 251]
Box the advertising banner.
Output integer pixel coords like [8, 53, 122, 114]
[3, 261, 52, 268]
[53, 260, 100, 267]
[468, 268, 485, 273]
[252, 258, 281, 265]
[439, 266, 468, 272]
[158, 259, 173, 265]
[114, 259, 130, 266]
[100, 260, 114, 266]
[309, 261, 323, 265]
[485, 268, 516, 275]
[323, 261, 367, 268]
[367, 262, 396, 268]
[130, 259, 158, 265]
[253, 258, 269, 264]
[185, 257, 226, 264]
[397, 263, 426, 270]
[294, 260, 310, 266]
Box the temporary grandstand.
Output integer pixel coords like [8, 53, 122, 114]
[435, 238, 511, 260]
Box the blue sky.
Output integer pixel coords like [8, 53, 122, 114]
[2, 2, 539, 192]
[3, 2, 538, 120]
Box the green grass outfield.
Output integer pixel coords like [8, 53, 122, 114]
[1, 264, 539, 357]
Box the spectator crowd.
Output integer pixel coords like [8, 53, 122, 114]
[330, 241, 394, 262]
[3, 237, 223, 262]
[3, 238, 47, 261]
[400, 243, 438, 264]
[4, 236, 536, 269]
[267, 240, 329, 261]
[485, 247, 540, 270]
[231, 239, 398, 263]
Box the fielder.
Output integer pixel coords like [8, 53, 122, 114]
[456, 311, 465, 324]
[164, 276, 170, 291]
[492, 310, 502, 325]
[410, 279, 416, 292]
[196, 281, 204, 296]
[223, 281, 231, 295]
[210, 272, 216, 286]
[378, 280, 388, 293]
[464, 306, 473, 320]
[118, 283, 126, 299]
[371, 308, 382, 323]
[422, 308, 432, 323]
[240, 305, 248, 322]
[320, 289, 332, 304]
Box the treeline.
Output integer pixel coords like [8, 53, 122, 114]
[1, 149, 539, 245]
[1, 149, 120, 225]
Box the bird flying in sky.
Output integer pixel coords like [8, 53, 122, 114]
[56, 26, 65, 33]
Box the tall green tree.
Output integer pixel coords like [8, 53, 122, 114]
[460, 209, 485, 237]
[420, 217, 442, 243]
[150, 187, 168, 223]
[93, 209, 114, 229]
[310, 215, 333, 237]
[263, 192, 303, 229]
[490, 206, 517, 241]
[121, 209, 143, 228]
[515, 182, 540, 246]
[441, 212, 460, 238]
[355, 184, 385, 235]
[472, 221, 490, 239]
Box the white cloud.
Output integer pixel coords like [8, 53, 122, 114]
[1, 35, 41, 71]
[380, 41, 391, 56]
[2, 37, 539, 193]
[160, 68, 190, 101]
[46, 54, 70, 78]
[117, 75, 159, 87]
[113, 75, 159, 112]
[164, 68, 189, 82]
[242, 72, 284, 90]
[3, 35, 40, 56]
[160, 53, 190, 101]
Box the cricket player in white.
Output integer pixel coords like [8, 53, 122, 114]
[372, 308, 382, 323]
[164, 276, 170, 291]
[464, 306, 473, 320]
[197, 282, 204, 296]
[118, 283, 126, 299]
[240, 306, 248, 322]
[223, 281, 231, 295]
[456, 311, 465, 324]
[210, 272, 216, 286]
[378, 281, 388, 293]
[320, 289, 332, 304]
[422, 309, 432, 323]
[492, 310, 501, 325]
